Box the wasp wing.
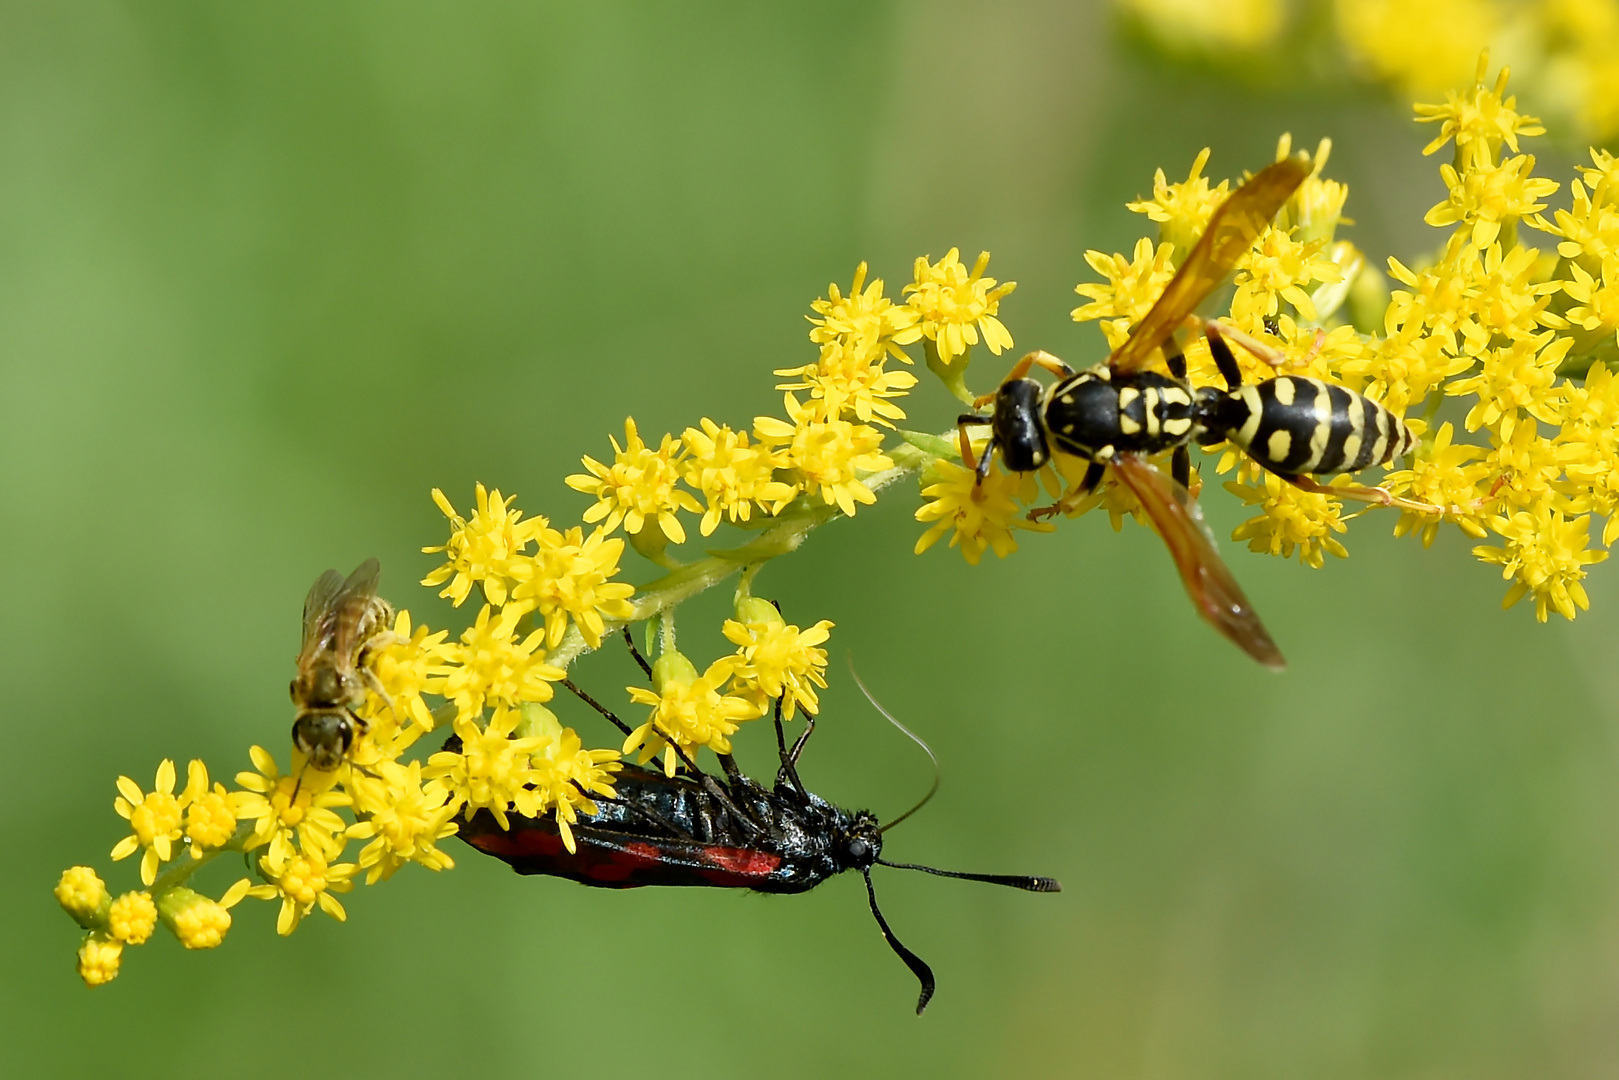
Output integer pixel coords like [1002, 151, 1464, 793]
[1107, 155, 1310, 377]
[1108, 453, 1285, 669]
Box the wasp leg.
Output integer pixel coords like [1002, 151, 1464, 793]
[1172, 445, 1191, 489]
[1026, 461, 1107, 522]
[1203, 322, 1245, 389]
[956, 415, 997, 484]
[1275, 473, 1444, 515]
[1205, 319, 1301, 373]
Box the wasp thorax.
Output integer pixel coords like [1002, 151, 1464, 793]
[992, 377, 1049, 472]
[292, 712, 354, 771]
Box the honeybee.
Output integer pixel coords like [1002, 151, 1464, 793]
[289, 558, 395, 770]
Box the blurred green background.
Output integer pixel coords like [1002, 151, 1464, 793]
[5, 3, 1618, 1078]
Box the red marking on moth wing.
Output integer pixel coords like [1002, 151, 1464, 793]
[699, 845, 782, 879]
[623, 841, 664, 863]
[581, 842, 664, 884]
[464, 827, 564, 860]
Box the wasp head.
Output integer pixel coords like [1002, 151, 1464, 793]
[992, 377, 1049, 473]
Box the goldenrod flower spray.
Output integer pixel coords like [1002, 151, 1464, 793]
[57, 55, 1619, 985]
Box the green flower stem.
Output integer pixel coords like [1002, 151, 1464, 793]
[547, 447, 936, 671]
[733, 562, 763, 609]
[924, 338, 978, 406]
[147, 824, 253, 898]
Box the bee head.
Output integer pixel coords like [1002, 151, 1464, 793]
[292, 711, 354, 771]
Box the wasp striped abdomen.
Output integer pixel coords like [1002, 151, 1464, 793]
[1204, 375, 1416, 478]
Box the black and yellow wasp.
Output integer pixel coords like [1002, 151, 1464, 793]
[959, 156, 1439, 669]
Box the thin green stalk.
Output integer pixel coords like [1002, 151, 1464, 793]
[547, 452, 931, 670]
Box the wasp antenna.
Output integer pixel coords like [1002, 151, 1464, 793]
[862, 868, 935, 1015]
[875, 858, 1061, 892]
[846, 657, 939, 834]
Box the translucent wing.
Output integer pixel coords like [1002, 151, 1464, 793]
[300, 568, 346, 656]
[1108, 454, 1285, 670]
[297, 558, 381, 664]
[326, 557, 383, 659]
[1108, 155, 1311, 377]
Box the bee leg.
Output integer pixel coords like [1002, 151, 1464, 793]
[358, 667, 399, 722]
[1026, 461, 1106, 522]
[1172, 445, 1191, 490]
[1276, 472, 1444, 515]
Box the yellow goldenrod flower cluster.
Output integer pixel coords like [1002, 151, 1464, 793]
[1119, 0, 1619, 145]
[903, 57, 1619, 624]
[56, 510, 631, 979]
[59, 241, 1007, 984]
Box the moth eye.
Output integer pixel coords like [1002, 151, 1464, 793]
[848, 839, 870, 860]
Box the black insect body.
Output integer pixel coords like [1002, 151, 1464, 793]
[1028, 339, 1417, 492]
[454, 636, 1059, 1014]
[459, 760, 878, 895]
[964, 157, 1438, 669]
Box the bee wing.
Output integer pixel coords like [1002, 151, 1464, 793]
[327, 557, 383, 659]
[300, 569, 346, 658]
[1108, 453, 1285, 670]
[298, 558, 382, 663]
[1107, 155, 1310, 377]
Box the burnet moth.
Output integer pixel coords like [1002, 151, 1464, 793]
[454, 630, 1060, 1014]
